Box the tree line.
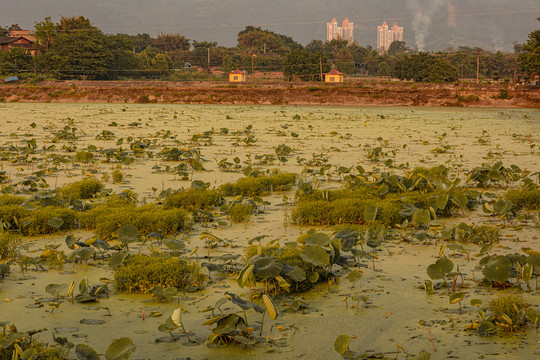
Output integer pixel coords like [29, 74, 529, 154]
[0, 16, 538, 82]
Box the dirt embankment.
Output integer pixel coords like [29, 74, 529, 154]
[1, 80, 539, 107]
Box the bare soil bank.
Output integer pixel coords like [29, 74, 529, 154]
[1, 80, 539, 107]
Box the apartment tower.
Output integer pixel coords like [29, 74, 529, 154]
[327, 18, 354, 44]
[377, 21, 403, 53]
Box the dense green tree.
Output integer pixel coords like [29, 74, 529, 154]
[237, 26, 302, 56]
[387, 41, 408, 57]
[0, 47, 33, 75]
[56, 16, 96, 32]
[283, 49, 329, 81]
[8, 24, 22, 32]
[377, 61, 390, 76]
[151, 33, 190, 52]
[36, 30, 114, 79]
[33, 16, 56, 50]
[518, 17, 540, 79]
[394, 53, 458, 82]
[305, 39, 324, 54]
[0, 26, 8, 37]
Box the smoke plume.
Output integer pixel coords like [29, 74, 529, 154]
[406, 0, 444, 51]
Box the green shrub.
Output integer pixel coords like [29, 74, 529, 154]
[0, 195, 25, 206]
[0, 232, 20, 259]
[56, 178, 104, 200]
[74, 150, 94, 163]
[164, 188, 224, 211]
[229, 203, 254, 223]
[112, 169, 125, 183]
[113, 254, 206, 293]
[458, 94, 479, 103]
[0, 205, 77, 236]
[505, 188, 540, 210]
[82, 204, 190, 240]
[292, 198, 403, 226]
[219, 172, 297, 196]
[489, 291, 530, 329]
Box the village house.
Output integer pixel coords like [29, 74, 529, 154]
[229, 69, 247, 82]
[324, 69, 344, 83]
[0, 30, 39, 55]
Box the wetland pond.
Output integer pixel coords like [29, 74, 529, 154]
[0, 103, 539, 360]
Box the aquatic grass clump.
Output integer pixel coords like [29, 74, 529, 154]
[0, 194, 25, 206]
[294, 186, 377, 203]
[487, 291, 536, 331]
[0, 205, 78, 235]
[56, 178, 104, 200]
[113, 254, 206, 293]
[505, 188, 540, 210]
[0, 232, 20, 259]
[82, 204, 190, 240]
[292, 198, 402, 226]
[219, 172, 297, 196]
[164, 188, 224, 211]
[0, 329, 67, 359]
[228, 203, 254, 223]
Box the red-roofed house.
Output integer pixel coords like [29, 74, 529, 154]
[229, 69, 247, 82]
[0, 30, 39, 55]
[324, 69, 344, 83]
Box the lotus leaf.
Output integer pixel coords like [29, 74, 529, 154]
[47, 217, 64, 229]
[75, 344, 100, 360]
[470, 299, 482, 307]
[347, 270, 363, 283]
[212, 313, 246, 335]
[528, 254, 540, 268]
[225, 292, 263, 313]
[262, 294, 278, 320]
[281, 263, 306, 282]
[300, 245, 330, 267]
[105, 337, 136, 360]
[363, 205, 378, 222]
[118, 224, 139, 244]
[163, 238, 186, 250]
[68, 248, 94, 261]
[334, 334, 350, 355]
[237, 264, 255, 288]
[476, 321, 495, 334]
[251, 256, 283, 279]
[413, 209, 431, 227]
[46, 283, 67, 296]
[191, 180, 206, 189]
[108, 250, 128, 268]
[436, 193, 449, 210]
[482, 255, 511, 283]
[449, 292, 465, 304]
[492, 199, 513, 214]
[171, 308, 182, 327]
[426, 257, 453, 280]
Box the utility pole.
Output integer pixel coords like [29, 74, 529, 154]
[513, 67, 517, 85]
[320, 55, 323, 82]
[476, 49, 480, 85]
[207, 48, 210, 69]
[251, 54, 255, 83]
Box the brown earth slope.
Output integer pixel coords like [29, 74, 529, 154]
[0, 80, 538, 107]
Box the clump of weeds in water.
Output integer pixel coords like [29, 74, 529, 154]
[0, 232, 20, 259]
[0, 324, 67, 359]
[112, 169, 125, 183]
[486, 291, 538, 332]
[113, 254, 206, 293]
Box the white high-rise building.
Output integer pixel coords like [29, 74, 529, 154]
[377, 21, 403, 53]
[327, 18, 354, 44]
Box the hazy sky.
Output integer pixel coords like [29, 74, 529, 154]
[2, 0, 539, 51]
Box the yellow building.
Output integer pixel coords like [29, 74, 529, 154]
[324, 69, 344, 83]
[229, 69, 247, 82]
